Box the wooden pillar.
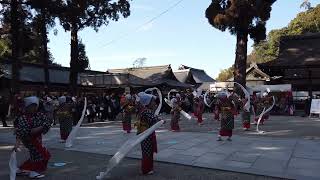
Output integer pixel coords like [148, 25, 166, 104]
[308, 69, 312, 98]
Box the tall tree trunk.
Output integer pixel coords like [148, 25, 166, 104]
[41, 7, 50, 94]
[234, 31, 248, 95]
[69, 22, 79, 96]
[10, 0, 20, 95]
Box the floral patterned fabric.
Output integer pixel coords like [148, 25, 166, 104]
[138, 109, 160, 157]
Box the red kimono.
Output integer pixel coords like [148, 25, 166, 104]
[137, 108, 160, 174]
[14, 112, 52, 173]
[196, 100, 204, 124]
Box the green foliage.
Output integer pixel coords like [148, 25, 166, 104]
[206, 0, 276, 86]
[58, 0, 131, 32]
[252, 4, 320, 63]
[54, 0, 131, 93]
[77, 40, 90, 71]
[216, 66, 234, 81]
[205, 0, 276, 43]
[0, 1, 58, 65]
[0, 38, 11, 58]
[288, 5, 320, 34]
[217, 4, 320, 80]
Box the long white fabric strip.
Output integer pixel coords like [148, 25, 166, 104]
[164, 98, 191, 120]
[256, 107, 266, 133]
[9, 151, 18, 180]
[233, 82, 250, 112]
[7, 104, 11, 117]
[256, 96, 276, 133]
[65, 97, 87, 148]
[96, 120, 165, 180]
[204, 90, 211, 108]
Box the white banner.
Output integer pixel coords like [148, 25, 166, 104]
[310, 99, 320, 114]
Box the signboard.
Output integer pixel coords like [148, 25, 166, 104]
[310, 99, 320, 114]
[209, 84, 217, 92]
[125, 87, 130, 94]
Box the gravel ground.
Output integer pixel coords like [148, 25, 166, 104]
[0, 145, 284, 180]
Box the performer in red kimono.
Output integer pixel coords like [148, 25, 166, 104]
[241, 97, 251, 131]
[135, 92, 162, 175]
[13, 96, 52, 179]
[213, 95, 220, 121]
[216, 91, 239, 141]
[194, 96, 204, 125]
[254, 92, 271, 125]
[122, 94, 135, 133]
[170, 97, 181, 132]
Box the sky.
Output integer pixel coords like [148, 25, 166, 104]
[47, 0, 320, 79]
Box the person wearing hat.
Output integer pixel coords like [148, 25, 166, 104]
[194, 96, 205, 126]
[135, 92, 163, 175]
[13, 96, 52, 179]
[121, 94, 135, 133]
[56, 96, 73, 143]
[0, 95, 9, 127]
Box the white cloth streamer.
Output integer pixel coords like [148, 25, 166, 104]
[256, 96, 276, 133]
[203, 91, 212, 108]
[96, 120, 165, 180]
[9, 151, 18, 180]
[65, 98, 87, 148]
[164, 98, 191, 120]
[233, 82, 251, 112]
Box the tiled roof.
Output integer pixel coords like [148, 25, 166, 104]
[260, 33, 320, 68]
[177, 64, 215, 83]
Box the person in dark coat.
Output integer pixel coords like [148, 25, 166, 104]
[0, 96, 9, 127]
[104, 96, 116, 121]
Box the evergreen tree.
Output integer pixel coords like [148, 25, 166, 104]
[205, 0, 276, 91]
[57, 0, 131, 95]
